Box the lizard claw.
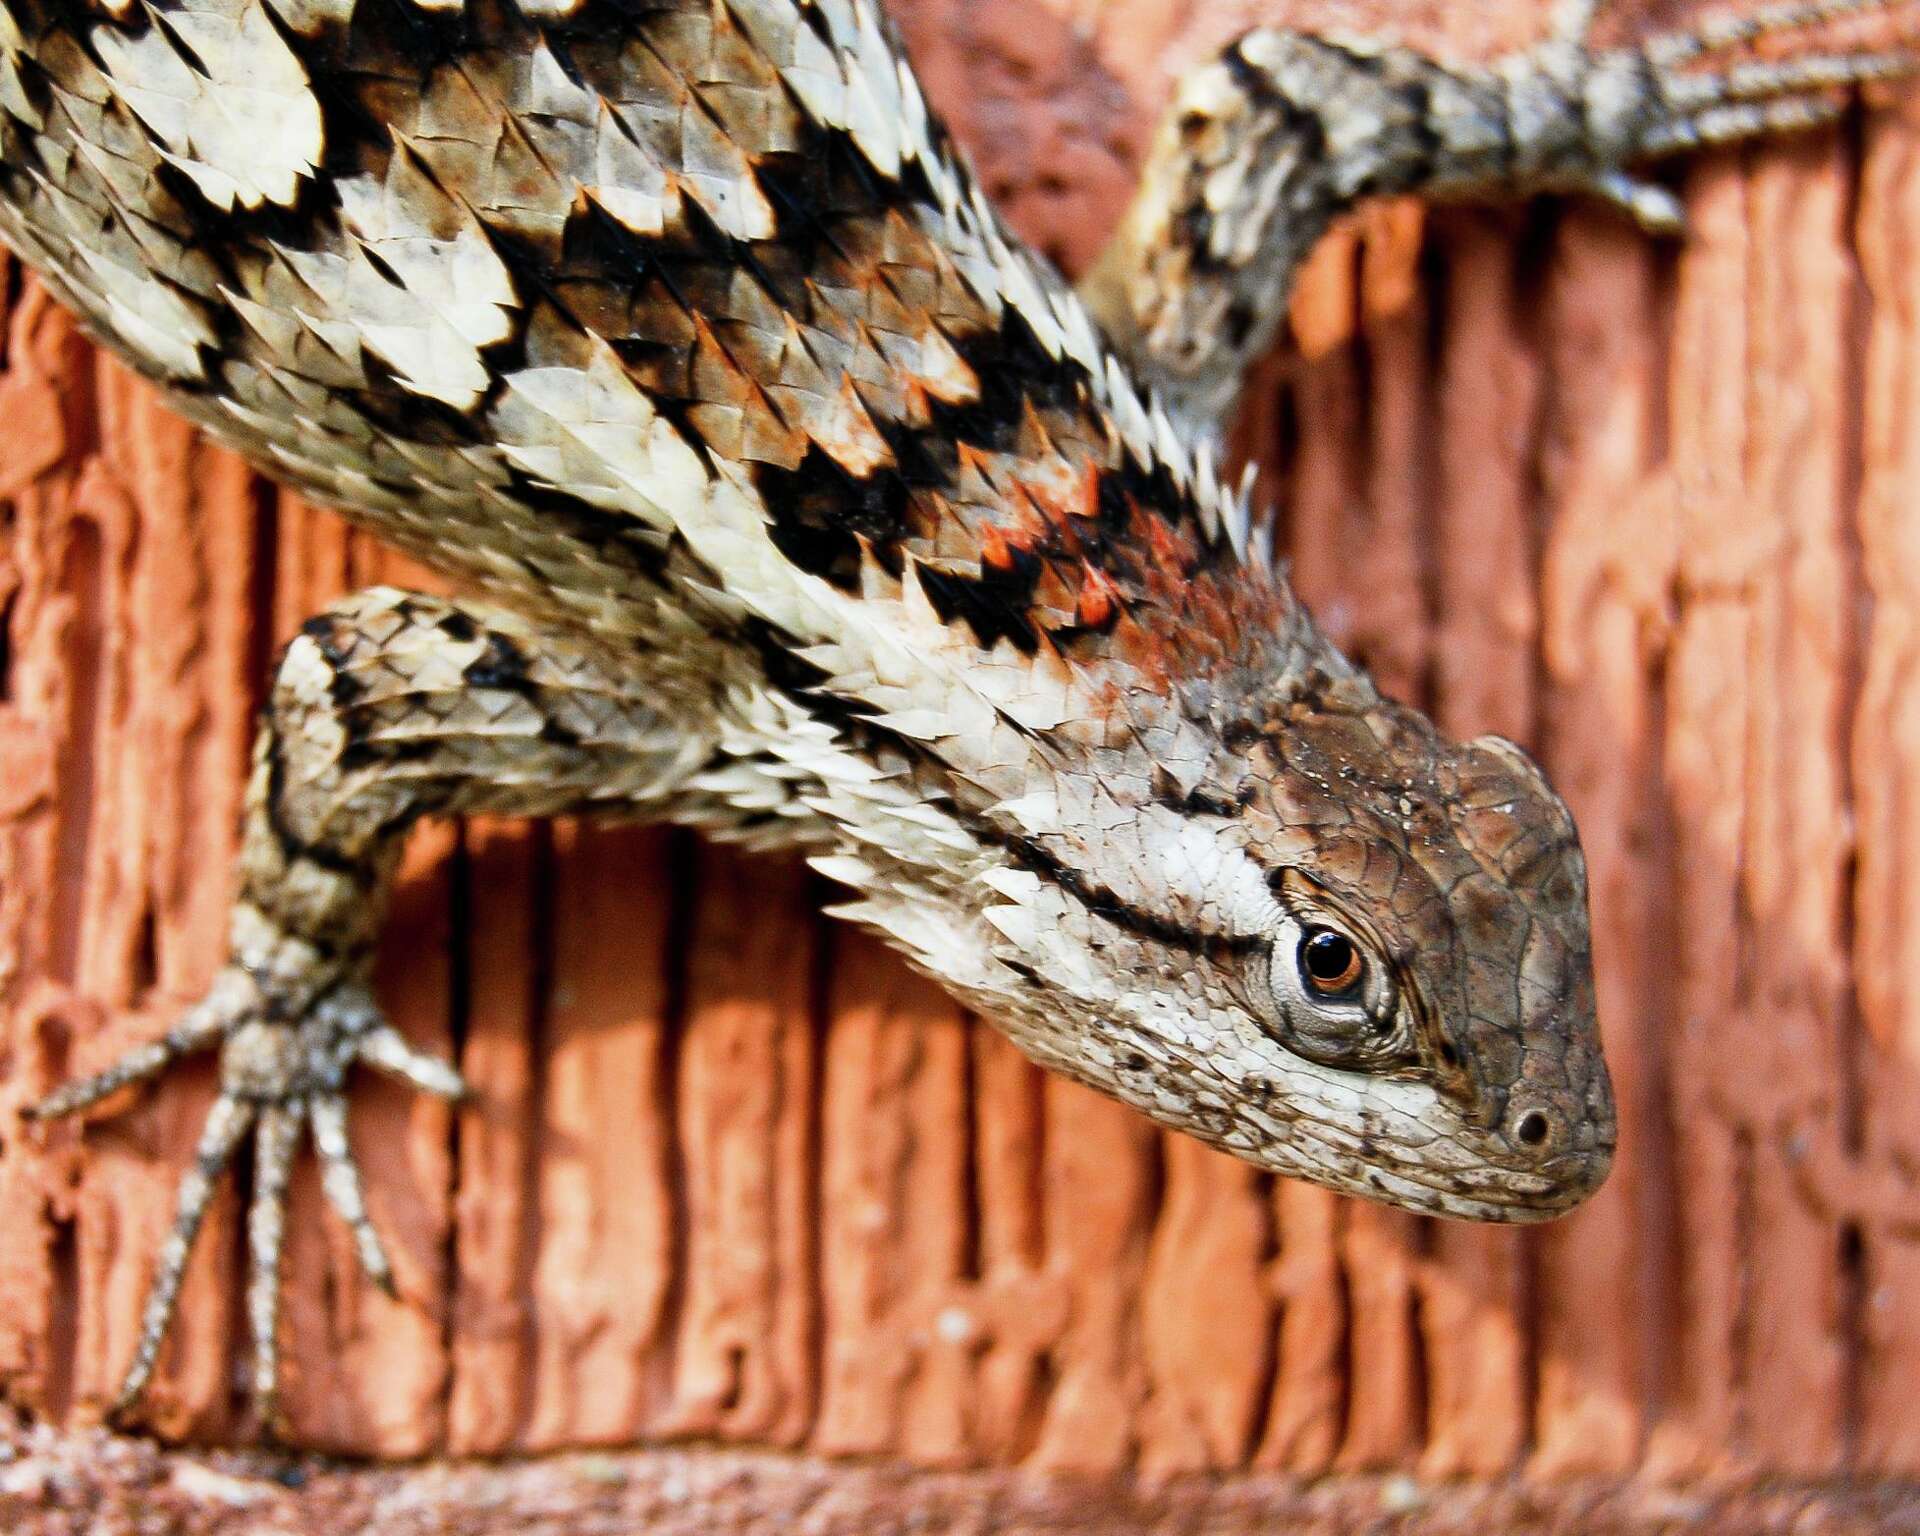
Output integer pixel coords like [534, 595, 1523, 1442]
[1584, 169, 1689, 233]
[30, 969, 463, 1423]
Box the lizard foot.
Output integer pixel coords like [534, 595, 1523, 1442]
[27, 967, 464, 1428]
[1554, 0, 1917, 231]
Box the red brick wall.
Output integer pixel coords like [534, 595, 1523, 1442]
[3, 0, 1920, 1480]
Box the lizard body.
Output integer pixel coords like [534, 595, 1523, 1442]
[0, 0, 1906, 1422]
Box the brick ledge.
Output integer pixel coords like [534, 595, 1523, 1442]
[4, 1416, 1919, 1535]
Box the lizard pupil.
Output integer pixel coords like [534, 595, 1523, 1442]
[1301, 930, 1363, 996]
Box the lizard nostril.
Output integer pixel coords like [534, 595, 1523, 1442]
[1515, 1109, 1550, 1148]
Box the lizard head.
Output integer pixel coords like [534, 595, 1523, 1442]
[973, 657, 1613, 1225]
[1219, 685, 1616, 1222]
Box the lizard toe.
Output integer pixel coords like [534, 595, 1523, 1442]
[33, 966, 457, 1423]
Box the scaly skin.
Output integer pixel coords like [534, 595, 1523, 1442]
[0, 0, 1906, 1426]
[1084, 0, 1917, 433]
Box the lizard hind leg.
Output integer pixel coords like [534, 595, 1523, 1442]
[27, 586, 718, 1429]
[1083, 0, 1919, 439]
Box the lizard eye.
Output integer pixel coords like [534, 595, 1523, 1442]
[1299, 928, 1363, 997]
[1257, 898, 1412, 1074]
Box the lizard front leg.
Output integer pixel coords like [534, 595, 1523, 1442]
[1082, 0, 1915, 439]
[28, 586, 720, 1426]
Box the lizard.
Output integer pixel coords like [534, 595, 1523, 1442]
[0, 0, 1907, 1428]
